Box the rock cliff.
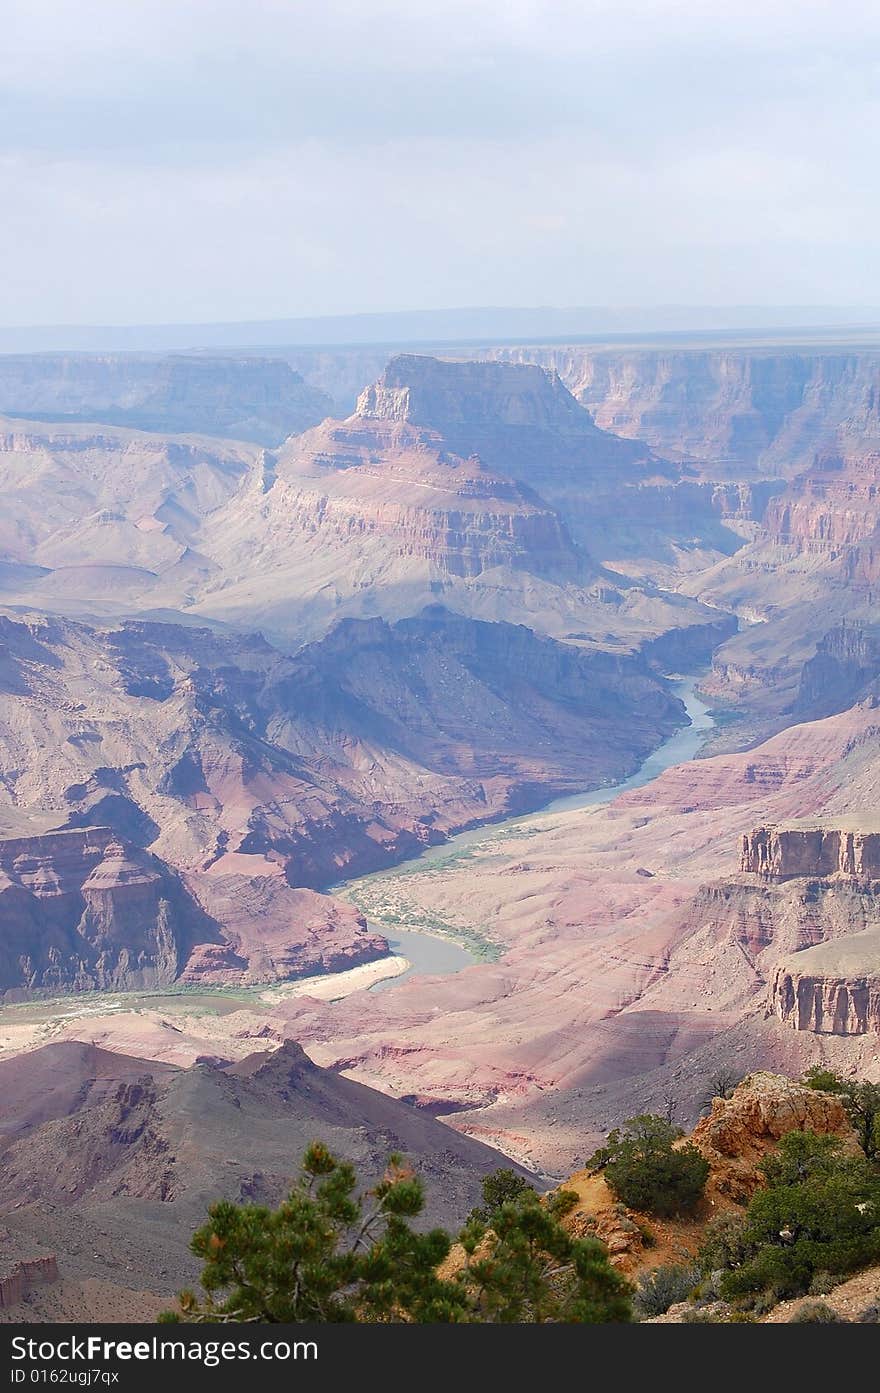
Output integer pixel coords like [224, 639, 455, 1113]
[272, 413, 584, 581]
[741, 824, 880, 880]
[772, 929, 880, 1035]
[356, 356, 785, 587]
[0, 1233, 59, 1310]
[0, 605, 687, 996]
[795, 622, 880, 719]
[0, 827, 208, 995]
[484, 346, 880, 477]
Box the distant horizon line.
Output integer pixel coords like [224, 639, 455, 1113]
[1, 304, 879, 356]
[4, 302, 880, 331]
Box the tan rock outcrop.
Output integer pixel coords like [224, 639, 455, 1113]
[772, 927, 880, 1035]
[741, 824, 880, 880]
[690, 1071, 855, 1199]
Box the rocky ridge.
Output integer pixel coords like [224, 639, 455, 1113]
[0, 1040, 536, 1318]
[483, 345, 880, 477]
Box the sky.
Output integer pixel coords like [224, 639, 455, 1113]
[1, 0, 879, 326]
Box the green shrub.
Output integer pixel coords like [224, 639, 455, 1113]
[591, 1115, 709, 1217]
[164, 1143, 633, 1324]
[803, 1069, 880, 1160]
[467, 1168, 536, 1224]
[718, 1130, 880, 1303]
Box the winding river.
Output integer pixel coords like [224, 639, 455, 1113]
[342, 677, 716, 990]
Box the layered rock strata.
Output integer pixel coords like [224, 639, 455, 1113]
[741, 824, 880, 880]
[772, 929, 880, 1035]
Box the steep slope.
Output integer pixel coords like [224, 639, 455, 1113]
[0, 1040, 536, 1316]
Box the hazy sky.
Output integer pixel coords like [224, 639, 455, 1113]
[2, 0, 879, 325]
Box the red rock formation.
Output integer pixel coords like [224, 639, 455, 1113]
[0, 1228, 59, 1310]
[272, 413, 583, 580]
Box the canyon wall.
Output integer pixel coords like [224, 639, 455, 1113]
[0, 354, 332, 444]
[0, 1248, 59, 1309]
[795, 622, 880, 719]
[737, 824, 880, 1036]
[0, 827, 209, 995]
[482, 346, 880, 477]
[772, 929, 880, 1035]
[740, 825, 880, 880]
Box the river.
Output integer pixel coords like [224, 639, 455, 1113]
[341, 677, 716, 990]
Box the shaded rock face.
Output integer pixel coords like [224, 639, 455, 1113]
[0, 354, 332, 445]
[741, 825, 880, 881]
[356, 353, 658, 506]
[0, 1040, 537, 1273]
[485, 346, 880, 477]
[0, 828, 208, 996]
[796, 622, 880, 719]
[0, 825, 384, 997]
[0, 607, 685, 997]
[359, 354, 606, 434]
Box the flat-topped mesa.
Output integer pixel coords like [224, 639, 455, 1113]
[741, 825, 880, 881]
[771, 928, 880, 1035]
[356, 354, 597, 433]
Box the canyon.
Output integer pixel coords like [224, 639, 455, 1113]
[1, 335, 880, 1317]
[0, 354, 332, 445]
[0, 603, 685, 994]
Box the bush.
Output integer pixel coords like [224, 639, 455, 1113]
[467, 1168, 536, 1225]
[802, 1068, 880, 1159]
[590, 1115, 709, 1218]
[697, 1212, 751, 1275]
[718, 1130, 880, 1303]
[633, 1263, 701, 1319]
[164, 1143, 633, 1324]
